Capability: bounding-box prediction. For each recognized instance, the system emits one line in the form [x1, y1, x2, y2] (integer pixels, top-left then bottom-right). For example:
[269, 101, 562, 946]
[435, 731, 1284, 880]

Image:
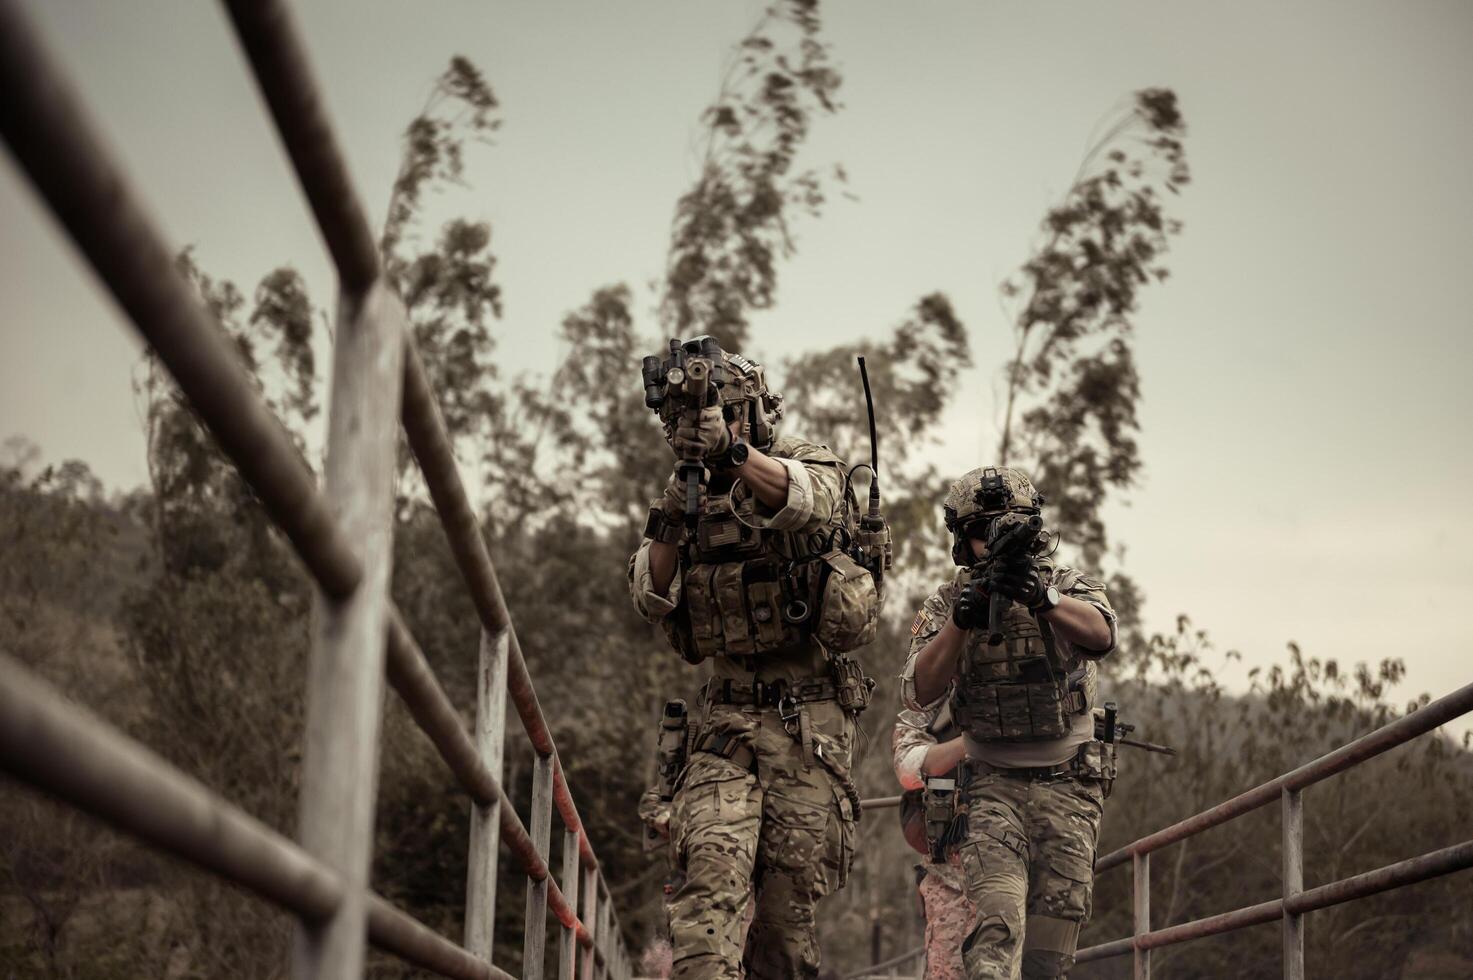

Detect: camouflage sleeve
[892, 707, 939, 791]
[739, 438, 844, 534]
[899, 583, 956, 712]
[628, 539, 681, 623]
[1052, 565, 1118, 657]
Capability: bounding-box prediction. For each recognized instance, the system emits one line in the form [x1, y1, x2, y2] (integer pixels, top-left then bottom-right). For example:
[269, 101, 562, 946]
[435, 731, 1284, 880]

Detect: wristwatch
[1035, 584, 1061, 613]
[710, 437, 749, 470]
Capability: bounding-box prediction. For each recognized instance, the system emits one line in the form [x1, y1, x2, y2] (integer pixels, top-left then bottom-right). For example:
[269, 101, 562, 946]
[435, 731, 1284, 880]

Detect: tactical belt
[959, 752, 1088, 784]
[701, 676, 840, 709]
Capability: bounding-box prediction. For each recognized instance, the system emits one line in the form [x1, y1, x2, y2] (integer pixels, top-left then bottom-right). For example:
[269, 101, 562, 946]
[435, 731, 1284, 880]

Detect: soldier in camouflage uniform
[893, 705, 973, 980]
[630, 342, 880, 980]
[902, 468, 1117, 979]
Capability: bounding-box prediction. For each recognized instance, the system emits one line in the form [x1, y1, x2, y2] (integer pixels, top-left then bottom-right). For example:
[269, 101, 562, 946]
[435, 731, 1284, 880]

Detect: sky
[2, 1, 1471, 732]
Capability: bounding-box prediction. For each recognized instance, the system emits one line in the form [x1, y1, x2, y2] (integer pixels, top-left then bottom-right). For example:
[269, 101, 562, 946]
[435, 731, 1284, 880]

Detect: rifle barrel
[1120, 736, 1177, 756]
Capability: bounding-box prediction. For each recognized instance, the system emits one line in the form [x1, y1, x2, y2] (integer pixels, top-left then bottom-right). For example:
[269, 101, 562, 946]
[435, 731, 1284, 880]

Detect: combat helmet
[718, 349, 784, 451]
[943, 466, 1044, 566]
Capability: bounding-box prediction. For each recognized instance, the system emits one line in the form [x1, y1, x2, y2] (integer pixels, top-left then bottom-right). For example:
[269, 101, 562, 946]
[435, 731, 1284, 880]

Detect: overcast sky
[3, 1, 1471, 732]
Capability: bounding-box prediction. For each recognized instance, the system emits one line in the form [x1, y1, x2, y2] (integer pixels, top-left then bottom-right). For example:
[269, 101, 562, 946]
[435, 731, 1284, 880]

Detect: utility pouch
[830, 655, 875, 715]
[923, 776, 959, 864]
[1074, 739, 1118, 798]
[855, 517, 893, 580]
[656, 700, 690, 802]
[813, 549, 881, 653]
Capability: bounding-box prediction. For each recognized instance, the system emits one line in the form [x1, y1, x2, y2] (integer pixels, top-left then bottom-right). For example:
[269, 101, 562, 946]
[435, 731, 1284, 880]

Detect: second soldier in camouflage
[902, 467, 1118, 979]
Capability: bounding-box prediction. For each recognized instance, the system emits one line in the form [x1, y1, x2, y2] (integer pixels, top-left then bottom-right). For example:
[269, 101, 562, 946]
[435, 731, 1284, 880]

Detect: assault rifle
[1096, 701, 1176, 756]
[641, 336, 727, 526]
[981, 511, 1045, 645]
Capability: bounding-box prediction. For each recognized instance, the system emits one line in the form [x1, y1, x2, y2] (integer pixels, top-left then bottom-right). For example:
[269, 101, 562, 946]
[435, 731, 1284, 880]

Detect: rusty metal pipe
[399, 341, 601, 873]
[367, 895, 512, 980]
[219, 0, 379, 293]
[0, 654, 343, 921]
[1079, 841, 1473, 962]
[1097, 680, 1473, 873]
[1287, 839, 1473, 916]
[0, 0, 361, 599]
[1074, 936, 1134, 964]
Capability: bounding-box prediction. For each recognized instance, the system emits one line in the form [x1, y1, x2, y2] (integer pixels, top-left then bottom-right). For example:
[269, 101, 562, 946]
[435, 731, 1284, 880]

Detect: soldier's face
[968, 537, 989, 561]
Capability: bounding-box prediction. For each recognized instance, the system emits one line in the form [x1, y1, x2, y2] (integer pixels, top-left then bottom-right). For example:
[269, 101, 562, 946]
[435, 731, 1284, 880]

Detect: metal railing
[0, 2, 634, 979]
[851, 681, 1473, 978]
[1078, 679, 1473, 978]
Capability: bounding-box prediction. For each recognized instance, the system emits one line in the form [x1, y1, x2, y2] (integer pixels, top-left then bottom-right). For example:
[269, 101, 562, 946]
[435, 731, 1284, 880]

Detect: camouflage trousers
[957, 773, 1105, 979]
[918, 858, 973, 980]
[668, 701, 857, 980]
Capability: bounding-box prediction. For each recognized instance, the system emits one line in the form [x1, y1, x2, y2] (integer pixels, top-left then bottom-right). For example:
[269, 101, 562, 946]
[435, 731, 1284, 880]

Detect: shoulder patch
[911, 610, 926, 636]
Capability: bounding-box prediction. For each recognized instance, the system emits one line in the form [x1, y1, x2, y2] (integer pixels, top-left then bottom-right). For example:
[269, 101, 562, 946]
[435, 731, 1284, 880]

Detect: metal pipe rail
[1077, 679, 1473, 977]
[0, 654, 517, 980]
[0, 1, 634, 977]
[850, 682, 1473, 977]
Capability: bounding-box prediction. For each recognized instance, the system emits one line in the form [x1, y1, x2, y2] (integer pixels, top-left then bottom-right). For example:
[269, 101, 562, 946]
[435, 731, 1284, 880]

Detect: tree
[996, 89, 1190, 572]
[661, 0, 845, 351]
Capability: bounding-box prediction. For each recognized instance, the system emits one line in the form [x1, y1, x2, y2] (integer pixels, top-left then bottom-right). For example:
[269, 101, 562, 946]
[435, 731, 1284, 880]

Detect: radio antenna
[857, 356, 880, 521]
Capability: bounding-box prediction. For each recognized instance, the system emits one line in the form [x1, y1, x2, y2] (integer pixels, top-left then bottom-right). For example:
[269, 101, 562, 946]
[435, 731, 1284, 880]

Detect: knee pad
[1021, 914, 1081, 978]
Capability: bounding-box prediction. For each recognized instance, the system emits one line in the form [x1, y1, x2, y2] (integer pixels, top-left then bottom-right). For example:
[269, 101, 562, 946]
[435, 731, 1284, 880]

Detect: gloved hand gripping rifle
[642, 337, 726, 527]
[979, 511, 1045, 645]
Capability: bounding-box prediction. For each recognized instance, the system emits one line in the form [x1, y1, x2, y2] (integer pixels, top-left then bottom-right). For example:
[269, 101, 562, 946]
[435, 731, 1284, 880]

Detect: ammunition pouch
[953, 604, 1094, 743]
[674, 549, 881, 662]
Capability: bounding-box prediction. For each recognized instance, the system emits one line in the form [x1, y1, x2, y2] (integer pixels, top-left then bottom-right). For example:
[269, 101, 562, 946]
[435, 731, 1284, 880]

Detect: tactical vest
[663, 448, 880, 665]
[950, 589, 1095, 743]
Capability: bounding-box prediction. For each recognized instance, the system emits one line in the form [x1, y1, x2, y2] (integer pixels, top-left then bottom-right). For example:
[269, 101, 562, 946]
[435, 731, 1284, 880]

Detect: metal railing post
[524, 753, 556, 979]
[465, 626, 509, 959]
[597, 882, 612, 980]
[1133, 851, 1151, 980]
[293, 282, 405, 980]
[1283, 787, 1305, 979]
[580, 866, 598, 980]
[559, 829, 581, 980]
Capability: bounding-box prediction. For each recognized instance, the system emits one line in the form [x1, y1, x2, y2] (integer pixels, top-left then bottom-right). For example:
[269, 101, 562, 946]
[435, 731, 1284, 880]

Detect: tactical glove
[671, 405, 732, 459]
[982, 559, 1048, 610]
[952, 582, 988, 630]
[657, 476, 688, 521]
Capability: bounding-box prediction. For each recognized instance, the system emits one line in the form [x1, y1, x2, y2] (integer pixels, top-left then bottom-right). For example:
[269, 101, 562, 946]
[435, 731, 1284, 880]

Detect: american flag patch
[911, 612, 926, 636]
